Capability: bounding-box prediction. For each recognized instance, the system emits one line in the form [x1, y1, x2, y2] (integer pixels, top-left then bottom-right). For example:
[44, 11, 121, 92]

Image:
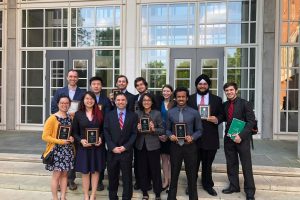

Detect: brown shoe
[68, 181, 77, 190]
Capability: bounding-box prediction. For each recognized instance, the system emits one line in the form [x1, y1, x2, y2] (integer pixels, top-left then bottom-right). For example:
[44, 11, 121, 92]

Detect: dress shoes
[68, 181, 77, 190]
[246, 196, 255, 200]
[134, 183, 140, 190]
[204, 187, 217, 196]
[97, 182, 104, 191]
[222, 187, 240, 194]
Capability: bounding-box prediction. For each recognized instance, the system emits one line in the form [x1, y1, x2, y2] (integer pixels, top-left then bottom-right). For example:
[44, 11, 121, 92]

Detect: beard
[196, 88, 209, 95]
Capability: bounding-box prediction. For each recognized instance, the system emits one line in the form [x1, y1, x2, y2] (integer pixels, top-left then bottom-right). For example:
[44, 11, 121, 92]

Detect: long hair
[79, 91, 103, 124]
[138, 93, 156, 111]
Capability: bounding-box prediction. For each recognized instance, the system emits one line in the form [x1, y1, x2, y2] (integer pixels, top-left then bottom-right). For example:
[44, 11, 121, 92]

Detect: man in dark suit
[109, 75, 135, 112]
[221, 82, 256, 200]
[50, 69, 85, 190]
[104, 93, 138, 200]
[187, 74, 223, 196]
[89, 76, 113, 191]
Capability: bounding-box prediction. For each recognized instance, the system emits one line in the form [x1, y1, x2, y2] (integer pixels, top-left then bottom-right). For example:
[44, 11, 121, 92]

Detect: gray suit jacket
[135, 110, 165, 151]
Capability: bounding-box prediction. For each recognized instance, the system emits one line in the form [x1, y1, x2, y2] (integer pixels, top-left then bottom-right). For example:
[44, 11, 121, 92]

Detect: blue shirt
[117, 108, 126, 124]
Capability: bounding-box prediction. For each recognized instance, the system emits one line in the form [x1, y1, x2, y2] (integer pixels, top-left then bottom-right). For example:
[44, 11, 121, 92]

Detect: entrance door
[170, 48, 224, 95]
[45, 50, 92, 117]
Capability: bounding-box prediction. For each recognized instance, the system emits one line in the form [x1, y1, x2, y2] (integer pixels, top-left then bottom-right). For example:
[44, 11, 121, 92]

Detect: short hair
[138, 93, 156, 111]
[57, 95, 71, 105]
[89, 76, 103, 86]
[67, 69, 78, 77]
[116, 75, 128, 84]
[223, 82, 238, 91]
[134, 77, 148, 88]
[174, 87, 189, 98]
[115, 92, 127, 100]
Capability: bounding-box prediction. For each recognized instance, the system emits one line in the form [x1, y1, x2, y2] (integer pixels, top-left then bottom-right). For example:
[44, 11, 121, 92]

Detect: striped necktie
[119, 112, 124, 130]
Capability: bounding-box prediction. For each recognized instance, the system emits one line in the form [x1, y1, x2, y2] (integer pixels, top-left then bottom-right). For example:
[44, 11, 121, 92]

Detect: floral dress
[45, 115, 74, 171]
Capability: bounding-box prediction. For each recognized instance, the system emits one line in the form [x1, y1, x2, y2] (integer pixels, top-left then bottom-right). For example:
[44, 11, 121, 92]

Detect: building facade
[0, 0, 299, 140]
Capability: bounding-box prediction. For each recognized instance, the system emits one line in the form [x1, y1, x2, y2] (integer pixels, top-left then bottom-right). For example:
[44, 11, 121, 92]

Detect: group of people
[42, 70, 256, 200]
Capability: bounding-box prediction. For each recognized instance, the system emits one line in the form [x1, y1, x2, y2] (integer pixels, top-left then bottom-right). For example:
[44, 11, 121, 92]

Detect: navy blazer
[188, 92, 223, 150]
[51, 86, 86, 114]
[97, 95, 113, 115]
[103, 109, 138, 153]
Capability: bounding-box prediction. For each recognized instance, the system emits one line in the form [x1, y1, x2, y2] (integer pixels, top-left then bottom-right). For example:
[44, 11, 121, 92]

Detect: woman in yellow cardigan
[42, 95, 75, 200]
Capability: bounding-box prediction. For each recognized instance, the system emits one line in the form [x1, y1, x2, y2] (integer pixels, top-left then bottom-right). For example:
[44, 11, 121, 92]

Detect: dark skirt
[46, 144, 74, 171]
[160, 140, 171, 155]
[75, 145, 106, 174]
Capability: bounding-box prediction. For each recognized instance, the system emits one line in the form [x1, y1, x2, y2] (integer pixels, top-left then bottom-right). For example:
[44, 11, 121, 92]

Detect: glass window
[22, 9, 68, 47]
[21, 51, 44, 124]
[71, 6, 121, 47]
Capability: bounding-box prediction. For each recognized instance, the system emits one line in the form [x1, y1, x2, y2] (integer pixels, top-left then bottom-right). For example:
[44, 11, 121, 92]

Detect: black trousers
[137, 145, 162, 195]
[133, 146, 139, 186]
[196, 148, 217, 189]
[167, 142, 198, 200]
[107, 152, 133, 200]
[224, 137, 256, 197]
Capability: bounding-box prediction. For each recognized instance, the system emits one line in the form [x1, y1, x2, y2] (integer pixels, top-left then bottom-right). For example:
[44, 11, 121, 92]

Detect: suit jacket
[223, 97, 255, 141]
[97, 95, 113, 115]
[104, 109, 138, 156]
[188, 92, 223, 150]
[135, 110, 165, 151]
[51, 86, 85, 114]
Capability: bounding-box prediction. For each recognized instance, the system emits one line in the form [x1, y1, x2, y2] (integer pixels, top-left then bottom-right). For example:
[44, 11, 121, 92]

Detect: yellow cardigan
[42, 114, 70, 158]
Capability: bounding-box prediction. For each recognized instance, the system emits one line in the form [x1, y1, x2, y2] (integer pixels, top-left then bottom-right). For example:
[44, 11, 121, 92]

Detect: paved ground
[0, 131, 299, 168]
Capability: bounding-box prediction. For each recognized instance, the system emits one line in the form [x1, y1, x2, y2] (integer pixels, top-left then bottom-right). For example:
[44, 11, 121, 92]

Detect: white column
[123, 0, 138, 94]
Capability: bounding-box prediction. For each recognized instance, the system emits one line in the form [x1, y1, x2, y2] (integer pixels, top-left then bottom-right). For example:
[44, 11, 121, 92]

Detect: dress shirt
[166, 105, 203, 141]
[197, 93, 209, 106]
[69, 89, 76, 100]
[117, 108, 126, 124]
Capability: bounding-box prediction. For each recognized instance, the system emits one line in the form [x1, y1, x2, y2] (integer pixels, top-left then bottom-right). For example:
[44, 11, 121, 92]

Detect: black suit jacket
[188, 92, 223, 150]
[124, 91, 135, 112]
[103, 109, 138, 154]
[223, 97, 255, 141]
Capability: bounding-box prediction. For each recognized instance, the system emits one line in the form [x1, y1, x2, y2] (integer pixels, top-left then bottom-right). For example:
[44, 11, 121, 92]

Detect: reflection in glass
[149, 26, 168, 45]
[250, 23, 256, 43]
[28, 29, 43, 47]
[289, 22, 300, 43]
[45, 9, 62, 27]
[287, 69, 299, 89]
[227, 23, 249, 44]
[202, 69, 217, 79]
[96, 7, 114, 26]
[199, 3, 206, 23]
[148, 5, 168, 25]
[202, 59, 218, 68]
[227, 48, 248, 67]
[250, 48, 256, 67]
[169, 4, 189, 24]
[249, 90, 255, 107]
[115, 50, 120, 68]
[175, 59, 191, 69]
[141, 5, 148, 26]
[96, 27, 113, 46]
[169, 25, 193, 45]
[249, 69, 255, 88]
[96, 50, 113, 68]
[176, 70, 190, 78]
[176, 80, 190, 88]
[281, 22, 288, 44]
[51, 79, 64, 88]
[74, 60, 88, 69]
[51, 68, 64, 79]
[250, 0, 257, 21]
[289, 47, 299, 67]
[96, 70, 114, 87]
[206, 2, 226, 23]
[239, 90, 248, 101]
[206, 24, 226, 45]
[77, 28, 95, 46]
[45, 29, 61, 47]
[280, 112, 287, 132]
[27, 88, 43, 105]
[115, 27, 120, 46]
[142, 69, 166, 88]
[228, 1, 249, 22]
[227, 69, 249, 88]
[77, 8, 95, 27]
[28, 10, 43, 27]
[288, 112, 298, 132]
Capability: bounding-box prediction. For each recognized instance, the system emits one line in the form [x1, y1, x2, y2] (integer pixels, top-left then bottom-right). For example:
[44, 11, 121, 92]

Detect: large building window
[22, 9, 68, 47]
[21, 51, 44, 124]
[279, 0, 300, 133]
[71, 6, 120, 47]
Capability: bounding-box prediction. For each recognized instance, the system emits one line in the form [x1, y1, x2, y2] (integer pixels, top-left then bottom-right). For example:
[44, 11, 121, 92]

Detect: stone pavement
[0, 131, 300, 200]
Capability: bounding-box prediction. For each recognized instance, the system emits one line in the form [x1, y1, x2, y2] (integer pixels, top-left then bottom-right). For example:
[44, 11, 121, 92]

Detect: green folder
[228, 118, 246, 140]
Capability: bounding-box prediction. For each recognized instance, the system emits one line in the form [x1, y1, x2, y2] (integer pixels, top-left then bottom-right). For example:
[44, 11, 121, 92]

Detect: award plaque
[175, 123, 186, 139]
[68, 101, 80, 113]
[141, 117, 150, 132]
[98, 104, 103, 111]
[85, 128, 99, 145]
[57, 125, 71, 140]
[198, 105, 210, 119]
[112, 89, 122, 100]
